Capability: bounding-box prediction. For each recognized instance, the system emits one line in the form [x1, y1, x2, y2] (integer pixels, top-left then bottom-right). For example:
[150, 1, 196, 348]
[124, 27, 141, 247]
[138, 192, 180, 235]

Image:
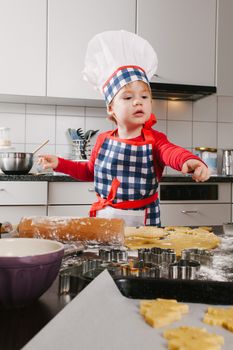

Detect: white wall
[0, 94, 232, 174]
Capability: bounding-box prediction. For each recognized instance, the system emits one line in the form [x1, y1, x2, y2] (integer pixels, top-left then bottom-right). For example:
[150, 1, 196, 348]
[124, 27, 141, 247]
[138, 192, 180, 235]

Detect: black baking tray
[62, 226, 232, 305]
[68, 269, 233, 305]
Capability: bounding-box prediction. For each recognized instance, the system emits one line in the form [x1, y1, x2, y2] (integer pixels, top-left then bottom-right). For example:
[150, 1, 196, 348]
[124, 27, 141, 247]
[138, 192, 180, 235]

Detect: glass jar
[0, 127, 11, 147]
[195, 147, 217, 175]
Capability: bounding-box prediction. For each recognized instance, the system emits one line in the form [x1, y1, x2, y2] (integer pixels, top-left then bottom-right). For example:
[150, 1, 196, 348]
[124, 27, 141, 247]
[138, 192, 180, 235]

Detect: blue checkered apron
[93, 130, 160, 226]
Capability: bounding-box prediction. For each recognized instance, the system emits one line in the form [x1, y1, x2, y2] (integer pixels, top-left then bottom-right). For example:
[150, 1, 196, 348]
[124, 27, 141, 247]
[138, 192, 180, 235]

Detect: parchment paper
[23, 270, 233, 350]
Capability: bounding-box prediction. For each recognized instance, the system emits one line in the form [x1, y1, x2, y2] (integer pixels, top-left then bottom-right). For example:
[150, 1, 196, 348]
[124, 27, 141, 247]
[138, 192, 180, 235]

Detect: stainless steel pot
[0, 140, 50, 175]
[222, 149, 233, 175]
[0, 152, 34, 175]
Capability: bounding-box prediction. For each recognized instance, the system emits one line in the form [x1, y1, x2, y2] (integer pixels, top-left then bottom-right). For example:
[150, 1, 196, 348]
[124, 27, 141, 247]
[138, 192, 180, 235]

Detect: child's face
[107, 81, 152, 129]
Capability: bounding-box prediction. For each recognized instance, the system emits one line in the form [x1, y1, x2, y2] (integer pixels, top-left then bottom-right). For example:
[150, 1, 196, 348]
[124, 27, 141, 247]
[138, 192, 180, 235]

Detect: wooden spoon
[32, 139, 50, 155]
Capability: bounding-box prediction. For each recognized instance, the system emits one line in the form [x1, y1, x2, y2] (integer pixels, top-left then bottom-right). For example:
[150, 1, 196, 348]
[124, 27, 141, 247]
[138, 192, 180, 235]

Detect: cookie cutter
[121, 260, 161, 278]
[160, 248, 177, 264]
[181, 248, 214, 267]
[99, 248, 128, 263]
[138, 247, 177, 265]
[169, 259, 201, 280]
[138, 248, 152, 263]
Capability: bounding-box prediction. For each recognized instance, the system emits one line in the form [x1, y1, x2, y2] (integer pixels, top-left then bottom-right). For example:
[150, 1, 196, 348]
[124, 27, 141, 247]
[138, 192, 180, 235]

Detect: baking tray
[59, 265, 233, 305]
[59, 227, 233, 305]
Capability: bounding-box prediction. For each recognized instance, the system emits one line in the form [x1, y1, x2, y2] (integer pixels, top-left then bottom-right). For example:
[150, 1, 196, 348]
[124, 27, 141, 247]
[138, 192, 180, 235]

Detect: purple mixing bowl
[0, 238, 64, 308]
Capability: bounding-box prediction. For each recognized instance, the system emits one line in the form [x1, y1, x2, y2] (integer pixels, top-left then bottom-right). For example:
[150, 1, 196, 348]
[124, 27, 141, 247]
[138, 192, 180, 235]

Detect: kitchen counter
[0, 277, 70, 350]
[0, 173, 233, 182]
[1, 227, 231, 350]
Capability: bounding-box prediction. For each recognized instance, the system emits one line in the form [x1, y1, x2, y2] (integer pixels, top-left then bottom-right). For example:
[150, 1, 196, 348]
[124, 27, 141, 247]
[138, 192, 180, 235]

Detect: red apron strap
[89, 178, 120, 217]
[89, 178, 158, 216]
[110, 192, 158, 209]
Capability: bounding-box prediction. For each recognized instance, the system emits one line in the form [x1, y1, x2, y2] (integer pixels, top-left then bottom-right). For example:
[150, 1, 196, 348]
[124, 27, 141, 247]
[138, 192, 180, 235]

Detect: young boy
[39, 30, 210, 226]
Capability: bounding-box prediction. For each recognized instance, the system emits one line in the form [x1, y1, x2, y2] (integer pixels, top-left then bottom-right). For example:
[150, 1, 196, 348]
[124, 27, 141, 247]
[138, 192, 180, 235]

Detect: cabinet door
[0, 206, 47, 224]
[47, 0, 136, 100]
[160, 203, 231, 226]
[48, 205, 91, 217]
[217, 0, 233, 95]
[48, 182, 96, 204]
[137, 0, 216, 86]
[0, 182, 47, 205]
[0, 0, 46, 96]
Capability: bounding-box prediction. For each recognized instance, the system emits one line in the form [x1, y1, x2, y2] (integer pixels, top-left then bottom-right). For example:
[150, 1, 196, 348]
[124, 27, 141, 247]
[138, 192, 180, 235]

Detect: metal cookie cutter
[99, 248, 128, 263]
[169, 259, 201, 280]
[82, 259, 102, 274]
[150, 247, 176, 265]
[161, 248, 176, 264]
[138, 248, 152, 263]
[138, 248, 177, 265]
[181, 248, 214, 267]
[59, 258, 103, 295]
[121, 260, 161, 278]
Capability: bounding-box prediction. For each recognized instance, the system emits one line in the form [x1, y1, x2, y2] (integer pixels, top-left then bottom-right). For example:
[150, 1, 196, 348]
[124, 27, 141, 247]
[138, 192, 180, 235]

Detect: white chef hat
[82, 30, 158, 104]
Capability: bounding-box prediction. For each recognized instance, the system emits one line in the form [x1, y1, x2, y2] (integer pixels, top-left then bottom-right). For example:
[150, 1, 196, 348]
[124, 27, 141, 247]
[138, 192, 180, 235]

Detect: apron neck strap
[142, 113, 157, 142]
[109, 113, 157, 141]
[144, 113, 157, 129]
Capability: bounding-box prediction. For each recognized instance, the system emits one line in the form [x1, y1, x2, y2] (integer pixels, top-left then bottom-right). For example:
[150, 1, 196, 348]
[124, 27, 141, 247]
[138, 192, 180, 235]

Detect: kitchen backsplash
[0, 94, 233, 174]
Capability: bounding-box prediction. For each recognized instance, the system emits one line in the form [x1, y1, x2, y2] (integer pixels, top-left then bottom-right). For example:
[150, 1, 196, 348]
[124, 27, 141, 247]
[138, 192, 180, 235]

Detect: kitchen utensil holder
[72, 140, 91, 160]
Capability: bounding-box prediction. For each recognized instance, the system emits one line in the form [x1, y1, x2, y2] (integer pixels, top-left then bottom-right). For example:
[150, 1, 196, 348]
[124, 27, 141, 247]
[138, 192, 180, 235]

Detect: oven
[159, 182, 231, 226]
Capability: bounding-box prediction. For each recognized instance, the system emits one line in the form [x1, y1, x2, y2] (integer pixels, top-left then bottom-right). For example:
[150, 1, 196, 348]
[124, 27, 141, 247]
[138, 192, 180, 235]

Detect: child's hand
[37, 155, 59, 170]
[181, 159, 211, 182]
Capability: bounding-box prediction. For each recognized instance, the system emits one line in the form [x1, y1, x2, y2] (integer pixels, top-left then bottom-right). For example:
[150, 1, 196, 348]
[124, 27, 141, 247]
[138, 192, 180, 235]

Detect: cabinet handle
[0, 188, 5, 192]
[88, 188, 95, 192]
[181, 210, 198, 214]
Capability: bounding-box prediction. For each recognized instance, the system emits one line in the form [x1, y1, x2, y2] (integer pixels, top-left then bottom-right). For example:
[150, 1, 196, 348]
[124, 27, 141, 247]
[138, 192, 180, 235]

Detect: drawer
[0, 181, 47, 205]
[48, 205, 91, 216]
[0, 206, 47, 224]
[160, 203, 231, 226]
[48, 182, 96, 205]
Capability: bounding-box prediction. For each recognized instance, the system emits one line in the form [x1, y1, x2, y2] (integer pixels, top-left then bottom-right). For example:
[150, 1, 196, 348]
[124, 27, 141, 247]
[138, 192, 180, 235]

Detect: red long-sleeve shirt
[55, 129, 201, 181]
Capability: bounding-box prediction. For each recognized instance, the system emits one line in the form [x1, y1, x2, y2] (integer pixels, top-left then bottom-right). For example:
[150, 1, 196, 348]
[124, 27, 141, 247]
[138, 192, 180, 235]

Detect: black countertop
[0, 277, 70, 350]
[0, 227, 227, 350]
[0, 173, 233, 182]
[0, 226, 227, 350]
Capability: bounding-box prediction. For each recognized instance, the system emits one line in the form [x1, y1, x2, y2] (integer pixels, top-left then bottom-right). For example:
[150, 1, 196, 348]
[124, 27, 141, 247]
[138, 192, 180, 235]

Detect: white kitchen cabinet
[0, 206, 47, 225]
[0, 0, 46, 96]
[137, 0, 216, 86]
[48, 182, 96, 216]
[48, 205, 91, 217]
[47, 0, 136, 100]
[0, 181, 47, 205]
[160, 203, 231, 226]
[0, 181, 47, 223]
[48, 182, 96, 205]
[216, 0, 233, 95]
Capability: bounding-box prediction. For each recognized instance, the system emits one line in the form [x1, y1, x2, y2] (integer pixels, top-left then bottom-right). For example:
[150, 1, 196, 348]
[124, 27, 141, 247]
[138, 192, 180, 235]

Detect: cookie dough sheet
[23, 270, 232, 350]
